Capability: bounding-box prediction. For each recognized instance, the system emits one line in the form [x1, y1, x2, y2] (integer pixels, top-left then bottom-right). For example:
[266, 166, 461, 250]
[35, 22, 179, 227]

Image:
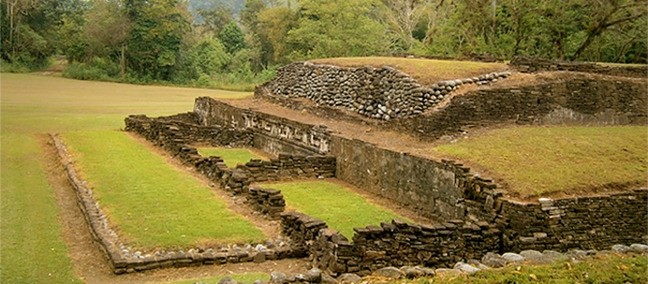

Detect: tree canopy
[2, 0, 645, 83]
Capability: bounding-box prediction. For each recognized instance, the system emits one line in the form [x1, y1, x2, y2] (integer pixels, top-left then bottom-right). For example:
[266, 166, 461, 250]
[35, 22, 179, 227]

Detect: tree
[570, 0, 647, 60]
[378, 0, 430, 51]
[286, 0, 389, 59]
[125, 0, 191, 80]
[257, 7, 297, 64]
[197, 4, 233, 35]
[218, 22, 246, 54]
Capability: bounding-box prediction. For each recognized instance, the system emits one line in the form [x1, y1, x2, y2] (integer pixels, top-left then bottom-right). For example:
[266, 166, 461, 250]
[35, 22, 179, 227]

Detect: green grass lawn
[197, 147, 269, 168]
[259, 180, 411, 239]
[433, 126, 648, 197]
[310, 57, 508, 85]
[0, 73, 252, 282]
[414, 253, 647, 284]
[62, 130, 265, 248]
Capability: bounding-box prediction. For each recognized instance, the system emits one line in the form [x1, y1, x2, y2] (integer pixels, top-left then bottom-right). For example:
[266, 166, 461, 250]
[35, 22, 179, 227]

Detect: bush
[62, 57, 120, 81]
[0, 60, 31, 73]
[63, 62, 110, 81]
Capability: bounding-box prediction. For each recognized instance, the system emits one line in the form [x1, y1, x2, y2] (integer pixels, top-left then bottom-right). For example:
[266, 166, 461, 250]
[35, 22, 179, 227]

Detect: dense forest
[1, 0, 646, 89]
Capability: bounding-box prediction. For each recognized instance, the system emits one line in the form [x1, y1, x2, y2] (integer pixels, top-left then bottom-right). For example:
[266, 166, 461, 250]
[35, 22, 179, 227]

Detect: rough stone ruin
[55, 57, 647, 280]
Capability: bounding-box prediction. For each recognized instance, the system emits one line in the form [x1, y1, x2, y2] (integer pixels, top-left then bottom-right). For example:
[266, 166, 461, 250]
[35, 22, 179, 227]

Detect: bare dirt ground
[42, 135, 309, 284]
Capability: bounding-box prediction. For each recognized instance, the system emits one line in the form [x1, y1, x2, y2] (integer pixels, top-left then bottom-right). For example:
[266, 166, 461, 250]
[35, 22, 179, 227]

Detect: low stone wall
[125, 114, 253, 147]
[280, 212, 500, 276]
[500, 190, 648, 252]
[247, 187, 286, 219]
[510, 56, 648, 78]
[260, 62, 510, 121]
[125, 112, 336, 194]
[400, 73, 648, 140]
[195, 97, 331, 155]
[51, 134, 296, 274]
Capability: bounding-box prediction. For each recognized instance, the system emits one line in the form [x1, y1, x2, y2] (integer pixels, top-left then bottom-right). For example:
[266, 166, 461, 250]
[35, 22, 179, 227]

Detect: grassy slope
[0, 73, 252, 282]
[416, 254, 647, 284]
[433, 126, 648, 197]
[260, 180, 411, 239]
[310, 57, 508, 85]
[197, 147, 269, 168]
[62, 131, 265, 248]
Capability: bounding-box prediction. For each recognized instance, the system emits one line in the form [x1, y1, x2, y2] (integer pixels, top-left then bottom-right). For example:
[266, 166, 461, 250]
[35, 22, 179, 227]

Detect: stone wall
[510, 56, 648, 78]
[125, 114, 336, 196]
[195, 97, 331, 155]
[399, 73, 648, 140]
[499, 190, 648, 252]
[330, 136, 477, 220]
[51, 134, 296, 274]
[279, 212, 500, 276]
[247, 187, 286, 219]
[260, 62, 510, 121]
[125, 113, 253, 147]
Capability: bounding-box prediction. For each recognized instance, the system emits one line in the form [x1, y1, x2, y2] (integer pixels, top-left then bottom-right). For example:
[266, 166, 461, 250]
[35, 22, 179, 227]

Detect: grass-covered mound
[433, 126, 647, 197]
[310, 57, 508, 85]
[259, 180, 411, 239]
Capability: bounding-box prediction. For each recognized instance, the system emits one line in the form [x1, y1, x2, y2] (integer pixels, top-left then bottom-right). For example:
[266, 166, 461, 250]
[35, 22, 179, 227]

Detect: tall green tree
[286, 0, 389, 59]
[218, 22, 246, 54]
[125, 0, 191, 80]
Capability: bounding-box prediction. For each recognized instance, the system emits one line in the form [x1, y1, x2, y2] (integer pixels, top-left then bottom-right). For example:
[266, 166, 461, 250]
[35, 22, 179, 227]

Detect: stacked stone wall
[51, 134, 296, 274]
[400, 74, 648, 140]
[510, 56, 648, 78]
[195, 97, 331, 155]
[260, 62, 510, 121]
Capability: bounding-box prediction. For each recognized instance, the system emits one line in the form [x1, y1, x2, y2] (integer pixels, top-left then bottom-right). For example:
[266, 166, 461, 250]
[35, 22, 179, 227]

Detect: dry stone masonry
[261, 62, 510, 120]
[51, 134, 296, 274]
[510, 56, 648, 78]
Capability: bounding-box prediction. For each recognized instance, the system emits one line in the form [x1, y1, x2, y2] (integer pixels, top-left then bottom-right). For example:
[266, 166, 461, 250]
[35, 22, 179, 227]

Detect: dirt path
[42, 135, 309, 284]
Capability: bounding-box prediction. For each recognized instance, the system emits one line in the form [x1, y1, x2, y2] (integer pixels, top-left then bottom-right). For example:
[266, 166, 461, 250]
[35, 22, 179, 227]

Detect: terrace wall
[280, 212, 500, 276]
[510, 56, 648, 78]
[51, 134, 297, 274]
[124, 114, 336, 196]
[399, 73, 648, 140]
[194, 97, 330, 156]
[259, 62, 509, 121]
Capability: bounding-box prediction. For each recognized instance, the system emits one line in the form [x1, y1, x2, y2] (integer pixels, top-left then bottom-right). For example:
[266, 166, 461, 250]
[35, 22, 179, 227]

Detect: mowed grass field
[310, 57, 508, 85]
[0, 73, 251, 283]
[433, 126, 648, 197]
[259, 180, 412, 239]
[197, 147, 271, 168]
[62, 131, 265, 248]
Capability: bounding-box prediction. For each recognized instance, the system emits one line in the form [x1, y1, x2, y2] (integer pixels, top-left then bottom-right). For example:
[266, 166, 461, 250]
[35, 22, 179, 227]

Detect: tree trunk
[120, 44, 126, 78]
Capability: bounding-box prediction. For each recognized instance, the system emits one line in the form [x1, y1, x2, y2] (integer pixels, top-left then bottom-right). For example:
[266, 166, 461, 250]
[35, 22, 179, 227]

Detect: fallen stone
[400, 266, 425, 279]
[566, 249, 588, 260]
[218, 276, 238, 284]
[337, 273, 362, 284]
[612, 244, 632, 253]
[270, 272, 287, 284]
[305, 268, 322, 282]
[454, 262, 481, 275]
[467, 259, 490, 270]
[482, 252, 507, 268]
[372, 266, 404, 279]
[501, 252, 525, 263]
[630, 244, 648, 253]
[520, 250, 545, 263]
[321, 273, 339, 284]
